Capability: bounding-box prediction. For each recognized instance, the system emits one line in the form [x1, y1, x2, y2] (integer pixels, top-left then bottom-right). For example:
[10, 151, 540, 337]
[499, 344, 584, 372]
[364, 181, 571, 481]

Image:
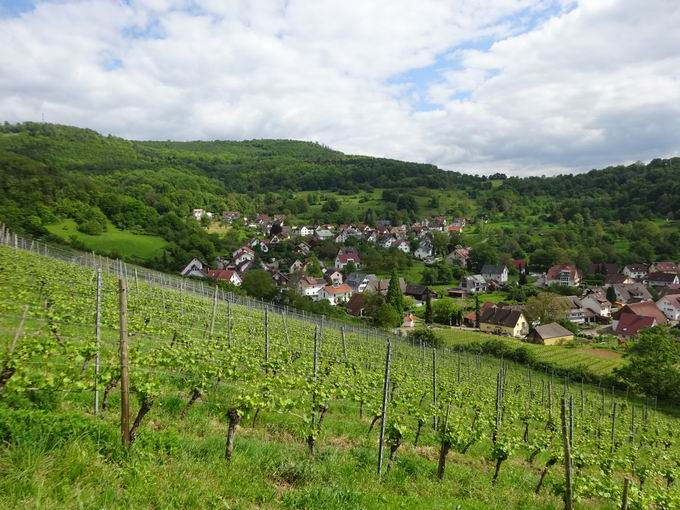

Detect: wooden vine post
[432, 348, 438, 430]
[341, 326, 347, 362]
[560, 397, 573, 510]
[209, 286, 218, 338]
[264, 306, 270, 367]
[621, 477, 631, 510]
[377, 338, 391, 481]
[119, 278, 131, 449]
[94, 268, 102, 415]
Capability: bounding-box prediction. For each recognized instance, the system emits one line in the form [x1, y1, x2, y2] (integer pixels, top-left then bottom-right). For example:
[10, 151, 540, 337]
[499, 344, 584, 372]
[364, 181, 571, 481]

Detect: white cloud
[0, 0, 678, 175]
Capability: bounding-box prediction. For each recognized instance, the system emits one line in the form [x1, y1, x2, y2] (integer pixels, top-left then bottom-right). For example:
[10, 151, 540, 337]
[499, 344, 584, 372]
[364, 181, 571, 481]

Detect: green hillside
[1, 122, 679, 275]
[1, 245, 679, 509]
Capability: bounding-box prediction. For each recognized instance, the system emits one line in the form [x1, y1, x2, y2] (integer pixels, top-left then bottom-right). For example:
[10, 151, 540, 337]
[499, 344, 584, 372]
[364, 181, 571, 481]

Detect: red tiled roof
[323, 284, 352, 295]
[208, 269, 237, 281]
[547, 264, 581, 280]
[615, 313, 655, 337]
[614, 301, 667, 323]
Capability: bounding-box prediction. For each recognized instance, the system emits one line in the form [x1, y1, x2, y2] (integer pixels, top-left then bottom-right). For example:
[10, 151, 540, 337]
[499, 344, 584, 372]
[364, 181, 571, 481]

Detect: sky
[1, 0, 679, 176]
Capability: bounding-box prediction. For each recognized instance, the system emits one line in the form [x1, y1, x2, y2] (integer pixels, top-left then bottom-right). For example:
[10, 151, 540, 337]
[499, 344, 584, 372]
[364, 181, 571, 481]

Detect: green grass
[46, 219, 167, 260]
[434, 327, 623, 377]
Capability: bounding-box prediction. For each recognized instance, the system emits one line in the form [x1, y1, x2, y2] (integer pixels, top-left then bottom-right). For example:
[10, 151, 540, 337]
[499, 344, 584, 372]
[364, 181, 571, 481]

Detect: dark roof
[532, 323, 574, 340]
[615, 313, 655, 337]
[648, 272, 678, 283]
[480, 307, 524, 327]
[345, 293, 366, 316]
[404, 284, 437, 298]
[481, 264, 507, 274]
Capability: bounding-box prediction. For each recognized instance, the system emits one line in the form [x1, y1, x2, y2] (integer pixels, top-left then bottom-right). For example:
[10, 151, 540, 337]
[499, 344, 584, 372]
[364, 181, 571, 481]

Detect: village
[181, 208, 680, 345]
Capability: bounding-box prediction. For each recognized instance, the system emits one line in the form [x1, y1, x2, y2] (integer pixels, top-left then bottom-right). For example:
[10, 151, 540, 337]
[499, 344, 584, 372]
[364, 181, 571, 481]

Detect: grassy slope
[46, 219, 167, 260]
[1, 245, 666, 509]
[434, 327, 623, 377]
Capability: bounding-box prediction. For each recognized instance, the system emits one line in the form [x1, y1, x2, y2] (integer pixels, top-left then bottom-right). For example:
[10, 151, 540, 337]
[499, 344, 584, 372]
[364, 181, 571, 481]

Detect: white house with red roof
[546, 264, 582, 286]
[318, 283, 353, 305]
[233, 246, 255, 265]
[207, 269, 242, 287]
[335, 247, 361, 269]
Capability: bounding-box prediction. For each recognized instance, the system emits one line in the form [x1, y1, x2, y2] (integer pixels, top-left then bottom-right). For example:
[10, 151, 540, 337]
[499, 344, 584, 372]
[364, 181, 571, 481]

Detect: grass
[434, 327, 624, 377]
[46, 219, 167, 260]
[0, 397, 581, 510]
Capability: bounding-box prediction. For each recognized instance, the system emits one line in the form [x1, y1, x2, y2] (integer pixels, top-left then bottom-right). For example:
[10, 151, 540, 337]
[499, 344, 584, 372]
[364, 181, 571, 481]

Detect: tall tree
[474, 294, 481, 328]
[606, 286, 617, 304]
[616, 327, 680, 402]
[424, 292, 433, 325]
[525, 293, 570, 324]
[386, 269, 404, 317]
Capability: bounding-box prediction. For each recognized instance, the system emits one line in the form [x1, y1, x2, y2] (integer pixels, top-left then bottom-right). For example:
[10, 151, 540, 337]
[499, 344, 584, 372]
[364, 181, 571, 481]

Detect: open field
[434, 327, 624, 377]
[46, 219, 168, 260]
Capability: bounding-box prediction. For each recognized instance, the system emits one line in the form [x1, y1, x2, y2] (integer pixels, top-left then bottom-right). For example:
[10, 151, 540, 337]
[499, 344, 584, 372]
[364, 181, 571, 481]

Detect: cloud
[0, 0, 678, 175]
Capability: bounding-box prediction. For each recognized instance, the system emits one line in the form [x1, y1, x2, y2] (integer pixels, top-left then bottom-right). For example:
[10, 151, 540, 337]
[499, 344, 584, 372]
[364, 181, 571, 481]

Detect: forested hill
[502, 158, 680, 222]
[1, 122, 679, 270]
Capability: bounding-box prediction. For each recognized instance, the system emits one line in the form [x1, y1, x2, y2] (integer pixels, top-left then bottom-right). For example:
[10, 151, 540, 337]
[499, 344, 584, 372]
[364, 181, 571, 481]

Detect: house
[271, 271, 289, 286]
[622, 264, 648, 280]
[222, 211, 240, 223]
[452, 217, 466, 228]
[604, 274, 633, 285]
[365, 277, 407, 296]
[560, 296, 597, 324]
[546, 264, 582, 286]
[447, 247, 470, 267]
[207, 269, 242, 287]
[579, 292, 612, 318]
[296, 242, 311, 255]
[656, 294, 680, 321]
[192, 208, 206, 221]
[299, 226, 315, 237]
[315, 227, 334, 240]
[447, 288, 469, 299]
[346, 293, 367, 316]
[233, 247, 256, 265]
[481, 264, 509, 284]
[448, 225, 464, 234]
[414, 240, 433, 260]
[463, 301, 496, 327]
[614, 314, 656, 338]
[335, 247, 361, 269]
[389, 238, 411, 253]
[346, 272, 377, 293]
[318, 283, 353, 305]
[404, 284, 438, 304]
[479, 308, 529, 338]
[323, 269, 343, 286]
[613, 301, 667, 325]
[289, 259, 304, 273]
[180, 258, 208, 278]
[298, 276, 325, 299]
[610, 283, 652, 304]
[402, 313, 416, 328]
[461, 275, 487, 293]
[646, 272, 680, 287]
[649, 261, 679, 274]
[528, 323, 574, 346]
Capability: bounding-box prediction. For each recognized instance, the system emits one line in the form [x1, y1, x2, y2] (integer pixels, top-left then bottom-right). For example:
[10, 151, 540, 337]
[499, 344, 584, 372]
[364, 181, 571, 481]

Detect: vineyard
[1, 243, 679, 509]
